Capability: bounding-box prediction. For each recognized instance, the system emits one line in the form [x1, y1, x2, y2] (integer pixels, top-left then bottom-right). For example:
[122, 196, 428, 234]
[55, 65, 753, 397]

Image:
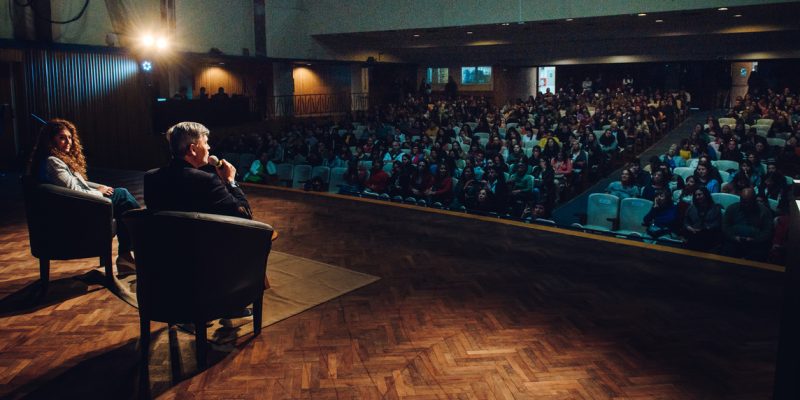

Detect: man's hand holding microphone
[208, 155, 237, 184]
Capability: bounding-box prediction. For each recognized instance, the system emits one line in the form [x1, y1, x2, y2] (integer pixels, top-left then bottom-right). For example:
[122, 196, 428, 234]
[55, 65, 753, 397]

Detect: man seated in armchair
[144, 121, 266, 319]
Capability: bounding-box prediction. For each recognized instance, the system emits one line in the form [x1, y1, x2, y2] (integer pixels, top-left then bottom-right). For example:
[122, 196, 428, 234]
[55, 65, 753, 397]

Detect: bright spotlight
[155, 37, 168, 50]
[141, 60, 153, 72]
[141, 34, 154, 47]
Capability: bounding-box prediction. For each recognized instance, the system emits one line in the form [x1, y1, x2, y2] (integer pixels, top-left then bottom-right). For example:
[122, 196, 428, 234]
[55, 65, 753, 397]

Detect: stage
[0, 170, 784, 399]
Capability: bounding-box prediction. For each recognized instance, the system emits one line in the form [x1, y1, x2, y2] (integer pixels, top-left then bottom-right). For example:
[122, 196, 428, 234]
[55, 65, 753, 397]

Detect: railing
[266, 92, 369, 117]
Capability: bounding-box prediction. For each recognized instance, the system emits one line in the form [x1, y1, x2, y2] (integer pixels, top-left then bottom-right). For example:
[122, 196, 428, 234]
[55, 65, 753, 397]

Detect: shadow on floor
[0, 270, 106, 317]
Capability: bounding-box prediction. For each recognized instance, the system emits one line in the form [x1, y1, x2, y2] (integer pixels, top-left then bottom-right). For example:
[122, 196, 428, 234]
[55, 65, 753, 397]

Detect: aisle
[551, 110, 724, 225]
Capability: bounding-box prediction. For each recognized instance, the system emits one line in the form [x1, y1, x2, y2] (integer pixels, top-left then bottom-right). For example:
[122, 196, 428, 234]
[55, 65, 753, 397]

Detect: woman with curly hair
[27, 119, 140, 269]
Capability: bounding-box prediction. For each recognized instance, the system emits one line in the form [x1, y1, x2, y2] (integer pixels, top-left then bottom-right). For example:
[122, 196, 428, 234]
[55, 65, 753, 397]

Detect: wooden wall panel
[293, 65, 351, 95]
[23, 49, 167, 170]
[195, 66, 244, 96]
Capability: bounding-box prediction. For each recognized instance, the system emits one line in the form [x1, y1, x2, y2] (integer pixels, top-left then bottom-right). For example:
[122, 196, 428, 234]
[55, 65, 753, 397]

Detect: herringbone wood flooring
[0, 170, 783, 399]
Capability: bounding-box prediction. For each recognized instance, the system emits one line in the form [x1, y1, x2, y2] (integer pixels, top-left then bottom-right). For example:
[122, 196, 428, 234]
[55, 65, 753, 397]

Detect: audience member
[643, 190, 678, 238]
[212, 87, 229, 100]
[365, 160, 390, 194]
[721, 188, 773, 261]
[682, 186, 722, 251]
[693, 164, 720, 193]
[605, 169, 639, 199]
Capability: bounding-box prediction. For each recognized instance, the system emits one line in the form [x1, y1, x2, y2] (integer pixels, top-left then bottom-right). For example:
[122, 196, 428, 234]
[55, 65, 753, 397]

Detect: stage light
[141, 60, 153, 72]
[141, 34, 154, 47]
[155, 37, 168, 50]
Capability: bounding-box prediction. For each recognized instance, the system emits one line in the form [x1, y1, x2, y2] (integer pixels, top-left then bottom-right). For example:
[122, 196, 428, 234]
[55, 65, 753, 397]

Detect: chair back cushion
[123, 209, 273, 323]
[22, 175, 113, 260]
[586, 193, 620, 230]
[618, 198, 653, 234]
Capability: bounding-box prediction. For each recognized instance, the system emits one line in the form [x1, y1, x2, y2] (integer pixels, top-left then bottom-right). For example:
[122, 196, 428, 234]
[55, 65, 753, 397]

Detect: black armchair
[122, 209, 273, 369]
[22, 175, 115, 296]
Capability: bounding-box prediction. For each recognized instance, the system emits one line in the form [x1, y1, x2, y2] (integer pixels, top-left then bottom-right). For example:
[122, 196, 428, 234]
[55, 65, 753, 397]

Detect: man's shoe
[115, 254, 136, 275]
[221, 308, 252, 319]
[220, 308, 253, 328]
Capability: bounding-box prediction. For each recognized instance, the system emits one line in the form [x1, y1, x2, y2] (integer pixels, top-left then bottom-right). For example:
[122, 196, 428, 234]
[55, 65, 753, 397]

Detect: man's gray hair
[166, 121, 210, 159]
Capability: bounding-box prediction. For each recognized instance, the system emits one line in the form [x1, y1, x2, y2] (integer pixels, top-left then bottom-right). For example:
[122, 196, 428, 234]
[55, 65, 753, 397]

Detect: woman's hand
[97, 185, 114, 196]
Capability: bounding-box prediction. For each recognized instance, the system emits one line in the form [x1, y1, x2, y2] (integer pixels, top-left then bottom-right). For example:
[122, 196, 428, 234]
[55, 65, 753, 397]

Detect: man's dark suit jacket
[144, 159, 252, 219]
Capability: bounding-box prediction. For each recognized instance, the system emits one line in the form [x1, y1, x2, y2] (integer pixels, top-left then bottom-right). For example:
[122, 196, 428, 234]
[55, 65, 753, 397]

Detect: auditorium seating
[311, 166, 331, 186]
[275, 163, 293, 186]
[328, 167, 348, 193]
[212, 86, 793, 259]
[673, 167, 694, 181]
[614, 198, 653, 237]
[291, 165, 312, 188]
[711, 193, 740, 210]
[713, 160, 739, 173]
[572, 193, 620, 232]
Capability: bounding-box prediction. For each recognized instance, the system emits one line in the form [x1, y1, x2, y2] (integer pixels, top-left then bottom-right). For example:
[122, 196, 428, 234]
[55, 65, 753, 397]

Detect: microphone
[208, 155, 223, 168]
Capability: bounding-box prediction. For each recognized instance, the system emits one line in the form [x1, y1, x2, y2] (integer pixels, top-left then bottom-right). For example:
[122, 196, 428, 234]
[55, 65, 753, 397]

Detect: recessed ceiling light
[501, 23, 510, 26]
[467, 31, 473, 34]
[566, 18, 573, 21]
[734, 14, 742, 17]
[637, 13, 647, 16]
[413, 34, 420, 37]
[718, 7, 728, 11]
[655, 19, 663, 23]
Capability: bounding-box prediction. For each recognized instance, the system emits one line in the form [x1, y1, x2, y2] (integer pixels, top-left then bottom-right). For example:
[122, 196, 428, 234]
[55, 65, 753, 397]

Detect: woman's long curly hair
[27, 119, 88, 178]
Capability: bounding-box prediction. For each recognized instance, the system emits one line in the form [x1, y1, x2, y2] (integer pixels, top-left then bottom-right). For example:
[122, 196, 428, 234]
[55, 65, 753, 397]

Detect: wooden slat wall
[293, 65, 351, 95]
[23, 49, 168, 170]
[195, 66, 244, 96]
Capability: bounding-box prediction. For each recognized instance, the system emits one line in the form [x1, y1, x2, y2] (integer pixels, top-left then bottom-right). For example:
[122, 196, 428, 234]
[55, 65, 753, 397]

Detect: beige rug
[114, 251, 379, 343]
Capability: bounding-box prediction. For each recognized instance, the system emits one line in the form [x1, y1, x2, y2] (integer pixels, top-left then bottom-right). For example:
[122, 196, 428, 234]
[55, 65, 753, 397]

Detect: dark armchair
[22, 175, 115, 296]
[122, 209, 273, 369]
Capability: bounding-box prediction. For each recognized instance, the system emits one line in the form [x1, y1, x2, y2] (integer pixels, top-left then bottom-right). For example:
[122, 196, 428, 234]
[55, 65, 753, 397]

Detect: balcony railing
[266, 92, 369, 117]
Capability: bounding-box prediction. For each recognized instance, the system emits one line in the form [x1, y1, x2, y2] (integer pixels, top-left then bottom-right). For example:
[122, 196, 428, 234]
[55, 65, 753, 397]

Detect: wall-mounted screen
[537, 66, 555, 95]
[426, 67, 449, 84]
[461, 66, 492, 85]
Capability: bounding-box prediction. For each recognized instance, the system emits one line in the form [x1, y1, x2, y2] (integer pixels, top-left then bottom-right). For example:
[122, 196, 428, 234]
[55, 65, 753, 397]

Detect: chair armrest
[148, 210, 273, 232]
[25, 183, 114, 259]
[40, 183, 113, 205]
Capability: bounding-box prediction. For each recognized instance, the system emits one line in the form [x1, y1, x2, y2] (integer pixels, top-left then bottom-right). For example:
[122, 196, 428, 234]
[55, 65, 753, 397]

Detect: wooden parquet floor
[0, 170, 784, 399]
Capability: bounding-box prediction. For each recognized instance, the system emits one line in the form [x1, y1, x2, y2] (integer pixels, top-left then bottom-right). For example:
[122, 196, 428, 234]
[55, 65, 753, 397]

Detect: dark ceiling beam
[254, 0, 267, 57]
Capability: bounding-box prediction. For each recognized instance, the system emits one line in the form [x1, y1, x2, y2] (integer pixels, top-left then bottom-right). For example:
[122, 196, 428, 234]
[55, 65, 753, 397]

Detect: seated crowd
[214, 86, 688, 221]
[599, 88, 798, 263]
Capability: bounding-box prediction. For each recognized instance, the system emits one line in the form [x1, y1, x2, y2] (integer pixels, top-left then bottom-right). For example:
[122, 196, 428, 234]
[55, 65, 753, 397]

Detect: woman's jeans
[110, 188, 140, 253]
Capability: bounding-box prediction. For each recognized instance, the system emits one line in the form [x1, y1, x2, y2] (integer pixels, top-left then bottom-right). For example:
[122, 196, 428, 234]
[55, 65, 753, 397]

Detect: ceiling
[312, 3, 800, 65]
